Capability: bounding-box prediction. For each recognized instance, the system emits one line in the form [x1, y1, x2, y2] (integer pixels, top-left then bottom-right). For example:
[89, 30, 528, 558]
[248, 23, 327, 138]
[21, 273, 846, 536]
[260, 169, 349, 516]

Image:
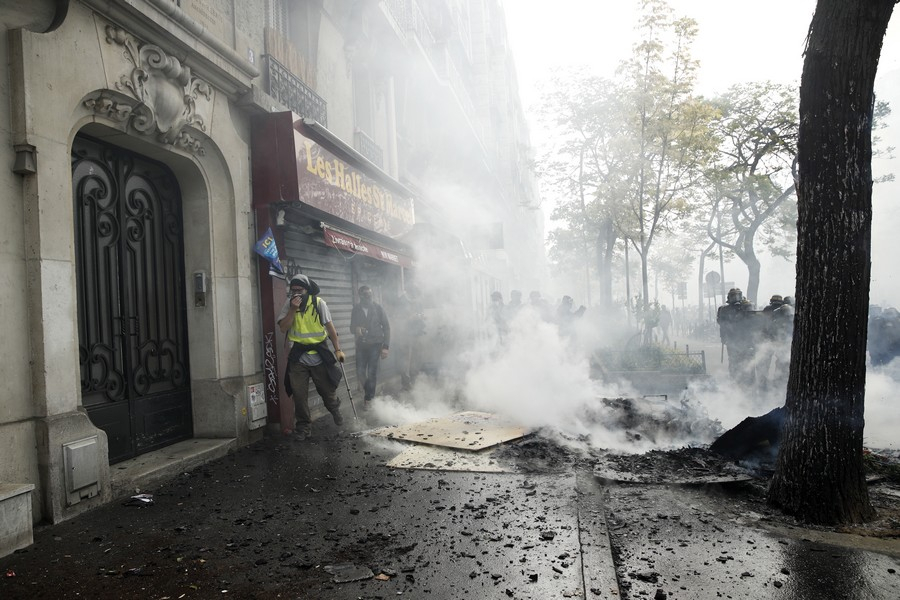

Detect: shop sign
[296, 132, 415, 237]
[323, 226, 414, 268]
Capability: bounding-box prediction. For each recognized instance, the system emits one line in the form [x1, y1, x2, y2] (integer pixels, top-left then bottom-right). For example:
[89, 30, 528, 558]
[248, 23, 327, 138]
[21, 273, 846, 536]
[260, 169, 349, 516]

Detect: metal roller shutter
[282, 224, 359, 410]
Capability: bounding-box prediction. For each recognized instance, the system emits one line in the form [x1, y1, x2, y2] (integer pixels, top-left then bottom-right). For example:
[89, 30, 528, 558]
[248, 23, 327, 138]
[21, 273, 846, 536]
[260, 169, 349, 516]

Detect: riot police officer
[717, 288, 758, 384]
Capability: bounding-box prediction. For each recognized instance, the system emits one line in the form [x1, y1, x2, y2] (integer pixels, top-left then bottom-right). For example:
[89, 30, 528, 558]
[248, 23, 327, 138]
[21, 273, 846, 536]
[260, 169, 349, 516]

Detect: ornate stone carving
[83, 92, 207, 157]
[83, 94, 135, 124]
[96, 25, 212, 153]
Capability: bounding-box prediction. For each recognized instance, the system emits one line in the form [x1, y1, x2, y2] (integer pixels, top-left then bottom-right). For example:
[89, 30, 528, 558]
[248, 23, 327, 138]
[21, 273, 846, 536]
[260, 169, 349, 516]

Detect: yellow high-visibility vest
[287, 298, 327, 349]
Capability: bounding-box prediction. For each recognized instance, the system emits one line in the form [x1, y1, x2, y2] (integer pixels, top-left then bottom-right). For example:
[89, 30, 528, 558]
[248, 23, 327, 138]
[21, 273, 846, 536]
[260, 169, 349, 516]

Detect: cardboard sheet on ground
[385, 443, 519, 473]
[369, 411, 529, 450]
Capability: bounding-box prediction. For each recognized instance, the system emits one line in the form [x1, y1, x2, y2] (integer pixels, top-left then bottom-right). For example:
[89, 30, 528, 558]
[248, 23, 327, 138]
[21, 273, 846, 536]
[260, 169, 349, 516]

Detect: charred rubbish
[709, 406, 786, 471]
[583, 396, 723, 445]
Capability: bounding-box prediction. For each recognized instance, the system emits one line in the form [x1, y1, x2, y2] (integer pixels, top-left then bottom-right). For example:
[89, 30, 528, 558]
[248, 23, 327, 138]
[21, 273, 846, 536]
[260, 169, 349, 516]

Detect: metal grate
[354, 130, 383, 168]
[266, 56, 328, 126]
[384, 0, 434, 47]
[594, 347, 707, 375]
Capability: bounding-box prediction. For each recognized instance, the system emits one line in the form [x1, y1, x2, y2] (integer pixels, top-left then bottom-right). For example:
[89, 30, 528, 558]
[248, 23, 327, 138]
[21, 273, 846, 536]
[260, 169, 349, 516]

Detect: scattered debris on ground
[585, 396, 723, 445]
[492, 435, 579, 472]
[865, 449, 900, 484]
[323, 563, 375, 583]
[594, 447, 755, 484]
[122, 493, 154, 507]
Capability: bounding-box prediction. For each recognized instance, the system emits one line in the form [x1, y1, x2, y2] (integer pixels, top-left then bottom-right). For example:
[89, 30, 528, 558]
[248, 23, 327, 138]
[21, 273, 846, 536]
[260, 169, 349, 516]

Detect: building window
[269, 0, 289, 37]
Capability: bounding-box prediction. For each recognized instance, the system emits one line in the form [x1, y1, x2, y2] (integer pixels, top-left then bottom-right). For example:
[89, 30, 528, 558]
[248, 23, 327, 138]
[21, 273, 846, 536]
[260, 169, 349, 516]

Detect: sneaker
[295, 426, 312, 441]
[332, 411, 344, 427]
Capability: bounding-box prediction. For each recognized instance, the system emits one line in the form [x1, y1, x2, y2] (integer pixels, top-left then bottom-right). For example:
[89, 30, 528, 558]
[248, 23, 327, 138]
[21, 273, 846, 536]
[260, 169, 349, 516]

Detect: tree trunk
[698, 243, 713, 324]
[745, 251, 761, 308]
[596, 219, 615, 310]
[767, 0, 893, 525]
[640, 249, 650, 309]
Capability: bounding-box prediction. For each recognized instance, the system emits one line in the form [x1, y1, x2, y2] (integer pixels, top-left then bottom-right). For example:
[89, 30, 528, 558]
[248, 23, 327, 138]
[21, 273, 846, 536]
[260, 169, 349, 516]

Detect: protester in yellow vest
[277, 274, 346, 440]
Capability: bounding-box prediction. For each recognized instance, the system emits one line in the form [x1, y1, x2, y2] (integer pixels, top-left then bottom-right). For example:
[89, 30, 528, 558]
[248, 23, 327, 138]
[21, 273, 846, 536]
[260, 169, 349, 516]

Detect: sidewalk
[603, 479, 900, 599]
[0, 420, 619, 599]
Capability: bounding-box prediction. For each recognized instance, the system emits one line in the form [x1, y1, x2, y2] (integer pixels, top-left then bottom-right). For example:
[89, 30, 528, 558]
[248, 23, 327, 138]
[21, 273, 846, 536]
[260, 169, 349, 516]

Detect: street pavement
[604, 481, 900, 599]
[0, 420, 619, 600]
[2, 409, 899, 599]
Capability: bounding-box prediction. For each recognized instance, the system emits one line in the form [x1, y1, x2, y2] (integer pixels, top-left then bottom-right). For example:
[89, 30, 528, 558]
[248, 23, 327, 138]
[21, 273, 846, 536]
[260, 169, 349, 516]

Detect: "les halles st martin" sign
[295, 132, 415, 238]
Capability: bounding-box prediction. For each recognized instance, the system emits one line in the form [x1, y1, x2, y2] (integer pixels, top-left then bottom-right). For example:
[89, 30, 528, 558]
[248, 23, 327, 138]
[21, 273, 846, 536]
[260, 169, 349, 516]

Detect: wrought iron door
[73, 135, 192, 464]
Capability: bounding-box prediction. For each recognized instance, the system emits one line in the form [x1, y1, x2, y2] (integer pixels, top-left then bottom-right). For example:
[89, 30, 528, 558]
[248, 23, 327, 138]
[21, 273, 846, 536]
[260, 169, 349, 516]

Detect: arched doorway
[72, 134, 193, 463]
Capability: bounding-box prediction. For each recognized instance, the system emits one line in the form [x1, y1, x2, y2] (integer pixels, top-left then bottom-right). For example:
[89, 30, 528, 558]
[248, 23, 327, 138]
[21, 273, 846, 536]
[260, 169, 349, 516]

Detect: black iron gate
[72, 135, 192, 464]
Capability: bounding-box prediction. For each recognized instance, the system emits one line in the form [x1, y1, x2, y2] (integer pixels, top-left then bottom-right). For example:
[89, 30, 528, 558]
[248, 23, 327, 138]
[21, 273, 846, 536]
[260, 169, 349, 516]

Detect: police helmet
[727, 288, 743, 304]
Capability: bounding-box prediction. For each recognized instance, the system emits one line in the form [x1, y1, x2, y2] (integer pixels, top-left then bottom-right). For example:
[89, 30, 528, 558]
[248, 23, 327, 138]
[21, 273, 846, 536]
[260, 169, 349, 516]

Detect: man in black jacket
[351, 286, 391, 404]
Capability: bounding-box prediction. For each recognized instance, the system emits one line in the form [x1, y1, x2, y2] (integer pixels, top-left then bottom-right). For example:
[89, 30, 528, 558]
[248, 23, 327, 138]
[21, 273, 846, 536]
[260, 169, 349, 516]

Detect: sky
[505, 1, 900, 100]
[503, 0, 900, 307]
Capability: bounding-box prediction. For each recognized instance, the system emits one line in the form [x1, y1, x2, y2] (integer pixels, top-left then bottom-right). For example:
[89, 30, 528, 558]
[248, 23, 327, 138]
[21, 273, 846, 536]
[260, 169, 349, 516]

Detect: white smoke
[865, 362, 900, 450]
[685, 340, 899, 451]
[461, 307, 631, 433]
[369, 285, 731, 453]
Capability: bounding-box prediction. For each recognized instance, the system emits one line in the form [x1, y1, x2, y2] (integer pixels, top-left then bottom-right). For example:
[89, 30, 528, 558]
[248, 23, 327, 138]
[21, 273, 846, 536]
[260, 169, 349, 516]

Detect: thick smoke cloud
[864, 364, 900, 450]
[367, 255, 897, 454]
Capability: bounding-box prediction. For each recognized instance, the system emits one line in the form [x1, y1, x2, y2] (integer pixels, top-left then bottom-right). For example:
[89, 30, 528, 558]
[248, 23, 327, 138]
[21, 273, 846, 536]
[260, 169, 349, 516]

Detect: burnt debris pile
[581, 396, 723, 446]
[594, 447, 755, 484]
[492, 436, 581, 473]
[709, 406, 786, 472]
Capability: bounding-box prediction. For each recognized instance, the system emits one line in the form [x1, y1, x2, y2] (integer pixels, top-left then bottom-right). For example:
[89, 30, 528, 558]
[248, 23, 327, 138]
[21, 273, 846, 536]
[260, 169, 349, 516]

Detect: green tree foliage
[539, 0, 717, 315]
[706, 82, 799, 305]
[616, 0, 717, 313]
[538, 70, 632, 309]
[649, 236, 695, 306]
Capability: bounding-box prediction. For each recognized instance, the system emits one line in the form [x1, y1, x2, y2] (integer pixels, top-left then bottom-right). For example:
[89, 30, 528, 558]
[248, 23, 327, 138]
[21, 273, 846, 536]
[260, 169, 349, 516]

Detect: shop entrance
[72, 134, 193, 464]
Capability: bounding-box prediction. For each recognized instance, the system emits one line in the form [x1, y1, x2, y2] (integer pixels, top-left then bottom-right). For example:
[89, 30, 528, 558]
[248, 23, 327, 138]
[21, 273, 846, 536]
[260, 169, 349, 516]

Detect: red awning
[322, 225, 414, 268]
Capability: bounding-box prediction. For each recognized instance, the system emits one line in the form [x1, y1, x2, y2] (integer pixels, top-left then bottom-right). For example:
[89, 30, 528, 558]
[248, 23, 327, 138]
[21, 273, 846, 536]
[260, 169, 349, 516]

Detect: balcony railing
[354, 130, 384, 169]
[384, 0, 435, 48]
[265, 56, 327, 127]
